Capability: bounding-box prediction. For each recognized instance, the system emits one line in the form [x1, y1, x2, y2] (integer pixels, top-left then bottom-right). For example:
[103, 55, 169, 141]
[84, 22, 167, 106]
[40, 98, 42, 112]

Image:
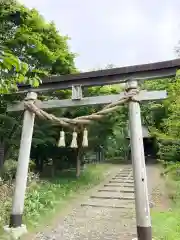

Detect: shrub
[0, 159, 18, 181]
[29, 160, 36, 172]
[27, 172, 39, 184]
[0, 159, 37, 182]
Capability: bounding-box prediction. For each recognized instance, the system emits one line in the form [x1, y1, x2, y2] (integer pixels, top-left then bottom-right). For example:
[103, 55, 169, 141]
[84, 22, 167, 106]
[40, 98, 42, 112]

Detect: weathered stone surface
[104, 183, 134, 187]
[90, 191, 135, 200]
[98, 187, 134, 193]
[81, 198, 135, 208]
[110, 180, 134, 183]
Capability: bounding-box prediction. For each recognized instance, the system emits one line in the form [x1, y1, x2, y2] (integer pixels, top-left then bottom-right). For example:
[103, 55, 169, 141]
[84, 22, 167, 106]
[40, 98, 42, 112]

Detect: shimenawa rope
[24, 88, 138, 148]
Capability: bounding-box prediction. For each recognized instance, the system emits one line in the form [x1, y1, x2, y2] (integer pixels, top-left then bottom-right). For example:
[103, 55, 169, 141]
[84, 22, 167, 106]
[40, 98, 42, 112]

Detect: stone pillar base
[3, 224, 27, 239]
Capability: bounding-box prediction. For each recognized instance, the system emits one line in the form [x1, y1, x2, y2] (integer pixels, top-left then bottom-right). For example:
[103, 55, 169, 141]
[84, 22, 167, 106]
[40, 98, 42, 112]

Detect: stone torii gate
[4, 59, 180, 240]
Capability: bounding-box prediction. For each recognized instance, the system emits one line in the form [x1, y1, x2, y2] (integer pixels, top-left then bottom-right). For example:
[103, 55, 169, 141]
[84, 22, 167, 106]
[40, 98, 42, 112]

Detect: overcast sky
[19, 0, 180, 71]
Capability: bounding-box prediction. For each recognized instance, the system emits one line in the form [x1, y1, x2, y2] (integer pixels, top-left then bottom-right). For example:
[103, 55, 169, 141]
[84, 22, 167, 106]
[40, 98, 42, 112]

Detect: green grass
[152, 170, 180, 240]
[0, 164, 111, 235]
[152, 210, 180, 240]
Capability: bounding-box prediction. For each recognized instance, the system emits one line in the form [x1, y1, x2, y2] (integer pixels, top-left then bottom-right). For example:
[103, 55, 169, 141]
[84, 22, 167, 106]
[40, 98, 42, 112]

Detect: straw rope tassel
[58, 130, 66, 147]
[70, 130, 78, 148]
[82, 128, 88, 147]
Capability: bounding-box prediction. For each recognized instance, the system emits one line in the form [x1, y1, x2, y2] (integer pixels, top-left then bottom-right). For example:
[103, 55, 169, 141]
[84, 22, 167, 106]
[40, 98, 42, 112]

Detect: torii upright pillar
[126, 80, 152, 240]
[4, 92, 37, 239]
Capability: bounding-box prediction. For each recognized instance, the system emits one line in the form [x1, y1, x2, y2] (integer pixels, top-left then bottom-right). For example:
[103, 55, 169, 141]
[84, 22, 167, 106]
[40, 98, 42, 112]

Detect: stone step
[69, 207, 136, 221]
[115, 174, 132, 177]
[65, 215, 136, 226]
[113, 176, 134, 179]
[114, 172, 132, 174]
[114, 177, 133, 180]
[115, 171, 132, 174]
[90, 191, 135, 200]
[98, 188, 135, 193]
[81, 198, 135, 209]
[76, 206, 135, 217]
[122, 185, 134, 188]
[104, 183, 134, 187]
[110, 180, 134, 184]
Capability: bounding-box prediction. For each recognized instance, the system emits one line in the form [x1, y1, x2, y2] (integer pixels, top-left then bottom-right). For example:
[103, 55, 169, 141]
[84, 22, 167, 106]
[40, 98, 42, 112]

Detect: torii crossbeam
[17, 58, 180, 92]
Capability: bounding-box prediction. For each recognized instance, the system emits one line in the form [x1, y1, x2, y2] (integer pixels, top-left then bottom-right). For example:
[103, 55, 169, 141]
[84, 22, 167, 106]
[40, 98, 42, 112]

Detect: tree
[139, 70, 180, 163]
[0, 0, 76, 169]
[2, 1, 76, 75]
[0, 1, 43, 92]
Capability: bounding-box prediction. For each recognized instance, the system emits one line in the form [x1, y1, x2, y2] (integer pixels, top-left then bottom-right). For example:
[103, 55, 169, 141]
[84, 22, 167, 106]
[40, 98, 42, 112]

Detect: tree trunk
[4, 112, 24, 161]
[39, 157, 44, 172]
[0, 142, 5, 171]
[51, 158, 55, 177]
[76, 150, 81, 178]
[76, 131, 83, 178]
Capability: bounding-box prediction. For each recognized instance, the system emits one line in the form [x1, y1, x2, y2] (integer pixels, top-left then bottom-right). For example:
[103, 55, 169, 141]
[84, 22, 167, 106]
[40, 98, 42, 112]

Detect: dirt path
[25, 164, 164, 240]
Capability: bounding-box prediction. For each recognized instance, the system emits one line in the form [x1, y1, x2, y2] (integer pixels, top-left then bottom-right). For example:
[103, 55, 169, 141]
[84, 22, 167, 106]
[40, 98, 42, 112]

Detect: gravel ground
[147, 164, 169, 210]
[26, 164, 163, 240]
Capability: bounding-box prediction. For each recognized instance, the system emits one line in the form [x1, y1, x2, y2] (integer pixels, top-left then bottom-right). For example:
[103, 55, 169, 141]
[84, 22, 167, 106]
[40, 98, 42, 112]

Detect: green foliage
[152, 210, 180, 240]
[0, 159, 17, 181]
[0, 158, 36, 182]
[0, 183, 12, 228]
[141, 74, 180, 163]
[29, 160, 36, 172]
[106, 123, 129, 158]
[0, 164, 110, 230]
[0, 45, 37, 93]
[0, 0, 76, 94]
[160, 160, 180, 175]
[0, 0, 77, 164]
[152, 162, 180, 240]
[1, 1, 76, 75]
